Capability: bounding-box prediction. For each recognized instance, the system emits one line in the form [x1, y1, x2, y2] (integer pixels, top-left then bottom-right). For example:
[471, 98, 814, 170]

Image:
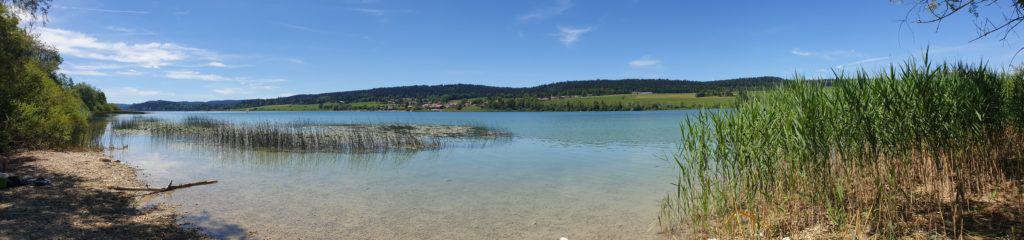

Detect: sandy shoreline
[0, 150, 210, 239]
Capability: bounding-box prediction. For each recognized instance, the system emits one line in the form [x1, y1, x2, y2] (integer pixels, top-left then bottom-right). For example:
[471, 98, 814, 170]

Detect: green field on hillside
[536, 93, 736, 110]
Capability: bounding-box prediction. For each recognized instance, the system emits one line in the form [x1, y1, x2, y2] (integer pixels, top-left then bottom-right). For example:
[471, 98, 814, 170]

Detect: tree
[1, 0, 49, 25]
[903, 0, 1024, 53]
[1, 1, 102, 165]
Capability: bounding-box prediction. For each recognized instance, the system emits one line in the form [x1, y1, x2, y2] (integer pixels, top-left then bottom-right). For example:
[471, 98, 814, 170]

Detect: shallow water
[103, 111, 692, 239]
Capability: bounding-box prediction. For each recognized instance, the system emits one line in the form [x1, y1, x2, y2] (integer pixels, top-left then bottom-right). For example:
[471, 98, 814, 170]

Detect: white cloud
[790, 48, 861, 60]
[115, 69, 143, 76]
[270, 22, 329, 33]
[11, 7, 42, 24]
[104, 26, 155, 35]
[61, 70, 109, 76]
[520, 0, 572, 21]
[165, 70, 229, 81]
[629, 56, 660, 68]
[791, 48, 812, 56]
[350, 8, 385, 16]
[835, 56, 891, 69]
[57, 5, 149, 14]
[242, 78, 285, 90]
[105, 26, 134, 33]
[557, 26, 592, 47]
[35, 27, 213, 68]
[121, 87, 162, 96]
[68, 63, 126, 70]
[346, 8, 412, 23]
[213, 88, 242, 95]
[281, 58, 305, 64]
[207, 61, 228, 67]
[59, 63, 138, 77]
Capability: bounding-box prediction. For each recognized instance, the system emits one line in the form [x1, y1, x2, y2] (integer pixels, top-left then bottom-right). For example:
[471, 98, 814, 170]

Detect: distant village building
[422, 103, 444, 109]
[632, 91, 654, 95]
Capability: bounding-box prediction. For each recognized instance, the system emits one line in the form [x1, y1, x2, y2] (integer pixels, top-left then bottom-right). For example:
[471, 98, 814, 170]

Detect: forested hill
[126, 77, 786, 111]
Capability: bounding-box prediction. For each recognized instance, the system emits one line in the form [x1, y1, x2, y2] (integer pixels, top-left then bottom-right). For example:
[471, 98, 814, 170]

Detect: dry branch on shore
[108, 180, 218, 194]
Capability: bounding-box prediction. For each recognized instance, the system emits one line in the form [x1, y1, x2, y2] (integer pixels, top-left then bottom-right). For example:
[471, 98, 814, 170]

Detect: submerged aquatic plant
[112, 116, 510, 153]
[661, 55, 1024, 238]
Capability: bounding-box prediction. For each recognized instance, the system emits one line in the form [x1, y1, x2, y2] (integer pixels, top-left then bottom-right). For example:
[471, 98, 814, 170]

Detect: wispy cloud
[557, 26, 592, 47]
[280, 58, 305, 64]
[213, 88, 242, 95]
[35, 27, 215, 68]
[59, 63, 144, 77]
[790, 48, 813, 56]
[239, 78, 285, 90]
[11, 7, 42, 24]
[56, 5, 149, 14]
[61, 69, 109, 76]
[165, 70, 230, 81]
[347, 8, 412, 23]
[520, 0, 572, 21]
[105, 26, 134, 33]
[349, 8, 386, 16]
[115, 69, 143, 76]
[629, 56, 660, 68]
[270, 21, 329, 34]
[105, 26, 156, 35]
[207, 61, 228, 67]
[835, 56, 891, 69]
[121, 87, 162, 96]
[791, 48, 862, 60]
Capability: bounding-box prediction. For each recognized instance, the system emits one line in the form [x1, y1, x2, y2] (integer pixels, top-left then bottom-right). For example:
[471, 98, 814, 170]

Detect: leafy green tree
[1, 1, 106, 160]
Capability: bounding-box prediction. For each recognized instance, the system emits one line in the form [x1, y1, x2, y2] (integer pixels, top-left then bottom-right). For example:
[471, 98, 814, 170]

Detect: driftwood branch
[109, 180, 218, 194]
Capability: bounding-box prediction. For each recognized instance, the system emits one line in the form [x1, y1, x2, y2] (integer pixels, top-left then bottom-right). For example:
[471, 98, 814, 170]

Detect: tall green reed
[112, 116, 509, 153]
[661, 55, 1024, 237]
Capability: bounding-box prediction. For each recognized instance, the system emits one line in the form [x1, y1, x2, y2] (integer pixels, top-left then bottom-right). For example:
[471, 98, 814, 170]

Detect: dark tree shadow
[180, 211, 253, 240]
[0, 156, 249, 239]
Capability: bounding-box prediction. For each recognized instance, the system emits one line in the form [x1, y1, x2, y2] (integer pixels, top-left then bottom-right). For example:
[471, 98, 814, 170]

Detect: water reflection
[96, 111, 691, 239]
[123, 111, 690, 147]
[101, 116, 512, 170]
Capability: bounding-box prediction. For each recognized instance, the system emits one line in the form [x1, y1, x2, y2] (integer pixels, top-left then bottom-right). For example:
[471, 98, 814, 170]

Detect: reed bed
[660, 56, 1024, 238]
[112, 116, 510, 153]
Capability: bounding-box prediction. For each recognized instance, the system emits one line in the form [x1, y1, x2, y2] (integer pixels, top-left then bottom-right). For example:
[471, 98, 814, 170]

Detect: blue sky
[21, 0, 1024, 103]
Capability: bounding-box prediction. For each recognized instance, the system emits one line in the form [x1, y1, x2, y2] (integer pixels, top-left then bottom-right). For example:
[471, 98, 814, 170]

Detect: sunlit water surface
[101, 111, 693, 239]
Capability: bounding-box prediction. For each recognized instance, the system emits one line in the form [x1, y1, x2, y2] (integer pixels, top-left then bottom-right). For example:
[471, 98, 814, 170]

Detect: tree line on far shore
[127, 77, 785, 111]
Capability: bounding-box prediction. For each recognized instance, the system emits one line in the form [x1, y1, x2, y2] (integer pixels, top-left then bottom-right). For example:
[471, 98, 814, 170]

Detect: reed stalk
[661, 55, 1024, 238]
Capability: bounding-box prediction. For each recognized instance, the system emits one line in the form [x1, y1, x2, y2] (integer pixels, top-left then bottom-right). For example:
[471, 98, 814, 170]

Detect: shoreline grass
[660, 56, 1024, 238]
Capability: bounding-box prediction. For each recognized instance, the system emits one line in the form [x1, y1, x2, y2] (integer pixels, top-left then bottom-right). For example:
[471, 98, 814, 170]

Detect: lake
[101, 110, 692, 239]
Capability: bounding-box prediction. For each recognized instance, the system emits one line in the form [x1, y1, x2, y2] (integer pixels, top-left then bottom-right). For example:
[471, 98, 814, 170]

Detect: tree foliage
[0, 3, 111, 155]
[904, 0, 1024, 52]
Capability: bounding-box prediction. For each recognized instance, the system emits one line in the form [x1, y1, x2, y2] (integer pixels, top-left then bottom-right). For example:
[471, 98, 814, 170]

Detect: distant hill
[125, 77, 786, 111]
[126, 100, 245, 111]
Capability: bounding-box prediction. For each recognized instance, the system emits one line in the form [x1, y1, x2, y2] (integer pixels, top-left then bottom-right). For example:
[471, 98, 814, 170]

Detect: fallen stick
[109, 180, 218, 193]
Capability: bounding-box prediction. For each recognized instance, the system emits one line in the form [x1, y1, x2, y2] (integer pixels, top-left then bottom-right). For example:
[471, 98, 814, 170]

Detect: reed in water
[112, 116, 510, 153]
[660, 55, 1024, 238]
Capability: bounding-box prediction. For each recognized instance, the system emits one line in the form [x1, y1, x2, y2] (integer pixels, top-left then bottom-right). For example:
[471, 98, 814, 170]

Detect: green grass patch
[543, 93, 736, 109]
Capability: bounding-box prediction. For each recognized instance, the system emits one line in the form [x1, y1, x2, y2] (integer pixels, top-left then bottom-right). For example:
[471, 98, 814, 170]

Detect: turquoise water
[103, 111, 693, 239]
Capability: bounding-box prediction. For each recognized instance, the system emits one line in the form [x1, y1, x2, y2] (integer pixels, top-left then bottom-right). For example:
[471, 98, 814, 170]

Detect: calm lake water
[101, 111, 693, 239]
